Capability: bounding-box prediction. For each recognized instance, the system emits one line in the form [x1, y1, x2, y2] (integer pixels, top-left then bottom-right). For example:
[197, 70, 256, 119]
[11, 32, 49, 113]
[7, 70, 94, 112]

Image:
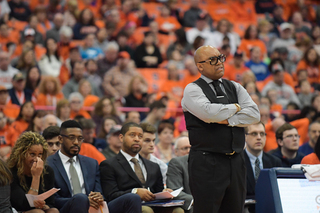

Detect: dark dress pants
[188, 149, 246, 213]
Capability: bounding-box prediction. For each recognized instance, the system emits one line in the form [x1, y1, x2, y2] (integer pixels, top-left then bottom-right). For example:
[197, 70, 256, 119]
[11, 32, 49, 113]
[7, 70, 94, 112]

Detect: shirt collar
[120, 150, 140, 163]
[58, 150, 78, 164]
[200, 74, 222, 84]
[245, 148, 263, 165]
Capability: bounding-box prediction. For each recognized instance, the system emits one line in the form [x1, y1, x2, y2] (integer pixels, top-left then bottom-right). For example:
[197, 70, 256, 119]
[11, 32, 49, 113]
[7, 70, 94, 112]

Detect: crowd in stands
[0, 0, 320, 212]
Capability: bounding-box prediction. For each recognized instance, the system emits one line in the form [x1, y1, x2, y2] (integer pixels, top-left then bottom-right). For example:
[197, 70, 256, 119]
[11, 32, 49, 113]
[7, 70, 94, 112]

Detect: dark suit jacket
[166, 155, 193, 213]
[244, 150, 282, 199]
[99, 152, 164, 202]
[47, 151, 103, 209]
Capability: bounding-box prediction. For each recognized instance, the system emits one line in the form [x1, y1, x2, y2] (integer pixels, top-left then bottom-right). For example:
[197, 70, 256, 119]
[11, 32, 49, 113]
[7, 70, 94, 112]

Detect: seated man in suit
[47, 120, 141, 213]
[272, 123, 305, 167]
[167, 137, 193, 213]
[100, 122, 184, 213]
[244, 122, 282, 198]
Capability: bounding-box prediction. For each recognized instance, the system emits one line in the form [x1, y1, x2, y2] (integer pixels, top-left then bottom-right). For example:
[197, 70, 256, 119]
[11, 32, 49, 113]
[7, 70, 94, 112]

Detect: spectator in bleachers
[162, 61, 184, 103]
[59, 46, 81, 86]
[8, 0, 31, 21]
[299, 121, 320, 156]
[8, 73, 32, 106]
[73, 8, 98, 40]
[231, 0, 257, 23]
[57, 26, 75, 61]
[141, 100, 167, 130]
[103, 51, 138, 98]
[312, 25, 320, 53]
[95, 28, 109, 51]
[78, 79, 99, 107]
[34, 6, 53, 37]
[79, 118, 107, 151]
[224, 51, 249, 83]
[186, 12, 214, 46]
[8, 131, 59, 213]
[25, 66, 41, 94]
[56, 99, 71, 124]
[0, 21, 20, 49]
[273, 47, 296, 74]
[43, 125, 61, 157]
[301, 136, 320, 164]
[271, 22, 295, 52]
[134, 31, 163, 68]
[0, 51, 19, 89]
[43, 114, 58, 129]
[0, 86, 19, 121]
[272, 123, 305, 167]
[22, 17, 44, 46]
[245, 46, 269, 81]
[36, 75, 64, 107]
[97, 41, 119, 78]
[85, 59, 102, 87]
[212, 19, 237, 54]
[26, 110, 46, 133]
[62, 61, 101, 99]
[93, 97, 122, 133]
[125, 111, 141, 124]
[258, 19, 278, 52]
[69, 92, 91, 119]
[298, 80, 313, 107]
[97, 116, 117, 140]
[116, 31, 134, 59]
[0, 111, 11, 160]
[239, 25, 267, 60]
[292, 11, 311, 37]
[255, 0, 276, 14]
[167, 28, 192, 60]
[155, 4, 181, 34]
[312, 94, 320, 113]
[183, 0, 203, 28]
[284, 102, 300, 122]
[262, 59, 301, 108]
[140, 122, 168, 184]
[296, 47, 320, 86]
[46, 13, 63, 42]
[154, 122, 176, 164]
[100, 0, 118, 19]
[101, 125, 122, 159]
[259, 104, 271, 125]
[183, 56, 201, 86]
[13, 48, 37, 75]
[125, 75, 148, 108]
[80, 33, 103, 60]
[38, 38, 62, 77]
[174, 136, 191, 157]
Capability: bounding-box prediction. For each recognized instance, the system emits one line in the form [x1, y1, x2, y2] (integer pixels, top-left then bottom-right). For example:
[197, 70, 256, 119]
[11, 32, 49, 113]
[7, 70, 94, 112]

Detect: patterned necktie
[131, 158, 146, 185]
[68, 158, 82, 195]
[211, 80, 229, 104]
[255, 158, 261, 182]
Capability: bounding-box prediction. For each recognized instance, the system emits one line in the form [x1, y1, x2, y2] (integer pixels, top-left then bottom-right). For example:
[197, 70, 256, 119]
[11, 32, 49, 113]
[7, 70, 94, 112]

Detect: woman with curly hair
[7, 131, 58, 213]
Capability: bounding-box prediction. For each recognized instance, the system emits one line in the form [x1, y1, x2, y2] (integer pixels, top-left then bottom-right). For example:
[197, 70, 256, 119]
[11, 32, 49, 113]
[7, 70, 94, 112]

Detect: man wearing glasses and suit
[181, 45, 260, 213]
[244, 122, 281, 212]
[47, 120, 141, 213]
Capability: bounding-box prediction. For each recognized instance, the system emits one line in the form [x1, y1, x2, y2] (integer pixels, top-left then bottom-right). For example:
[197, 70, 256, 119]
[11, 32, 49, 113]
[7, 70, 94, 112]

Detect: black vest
[184, 78, 245, 153]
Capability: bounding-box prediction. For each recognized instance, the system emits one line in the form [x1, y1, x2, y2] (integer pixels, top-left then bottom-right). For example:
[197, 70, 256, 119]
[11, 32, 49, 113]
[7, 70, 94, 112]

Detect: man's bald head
[272, 117, 286, 132]
[43, 114, 58, 129]
[53, 13, 64, 28]
[194, 45, 225, 80]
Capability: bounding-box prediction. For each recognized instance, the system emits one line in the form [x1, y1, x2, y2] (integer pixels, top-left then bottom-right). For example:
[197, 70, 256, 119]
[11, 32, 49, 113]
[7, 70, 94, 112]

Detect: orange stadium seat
[137, 68, 168, 93]
[142, 2, 162, 19]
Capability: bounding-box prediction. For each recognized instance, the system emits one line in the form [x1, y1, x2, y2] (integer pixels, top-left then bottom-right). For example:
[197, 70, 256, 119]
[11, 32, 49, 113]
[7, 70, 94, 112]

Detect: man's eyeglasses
[47, 142, 61, 147]
[246, 132, 267, 137]
[178, 146, 191, 151]
[197, 54, 226, 65]
[60, 134, 84, 142]
[283, 134, 300, 139]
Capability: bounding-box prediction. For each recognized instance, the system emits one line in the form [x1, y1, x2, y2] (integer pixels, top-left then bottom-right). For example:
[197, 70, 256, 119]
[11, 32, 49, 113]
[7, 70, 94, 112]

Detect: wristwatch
[235, 103, 241, 112]
[132, 188, 138, 194]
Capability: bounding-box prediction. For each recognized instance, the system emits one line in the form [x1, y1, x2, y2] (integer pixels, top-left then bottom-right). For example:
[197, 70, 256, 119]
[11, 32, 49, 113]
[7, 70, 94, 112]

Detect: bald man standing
[181, 45, 260, 213]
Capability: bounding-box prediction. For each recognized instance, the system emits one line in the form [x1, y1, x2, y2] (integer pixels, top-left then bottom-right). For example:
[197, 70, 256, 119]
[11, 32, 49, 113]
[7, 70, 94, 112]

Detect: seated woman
[69, 92, 91, 119]
[35, 76, 64, 107]
[154, 122, 176, 164]
[7, 131, 59, 213]
[133, 31, 163, 68]
[26, 110, 46, 133]
[78, 79, 99, 108]
[97, 116, 117, 140]
[38, 38, 62, 77]
[56, 99, 71, 125]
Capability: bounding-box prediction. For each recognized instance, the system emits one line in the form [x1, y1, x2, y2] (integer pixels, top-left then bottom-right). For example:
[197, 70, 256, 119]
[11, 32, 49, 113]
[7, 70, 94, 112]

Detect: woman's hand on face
[31, 157, 44, 177]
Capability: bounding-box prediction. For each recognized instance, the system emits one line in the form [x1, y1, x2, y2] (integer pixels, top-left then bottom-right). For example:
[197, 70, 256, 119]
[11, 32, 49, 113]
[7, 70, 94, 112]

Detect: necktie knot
[68, 158, 75, 164]
[131, 158, 138, 164]
[212, 80, 220, 88]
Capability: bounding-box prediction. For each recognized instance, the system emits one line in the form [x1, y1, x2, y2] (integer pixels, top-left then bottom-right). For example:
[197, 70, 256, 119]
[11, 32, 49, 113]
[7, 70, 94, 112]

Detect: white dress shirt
[245, 149, 263, 178]
[120, 150, 147, 181]
[58, 150, 86, 195]
[150, 154, 168, 185]
[181, 75, 260, 127]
